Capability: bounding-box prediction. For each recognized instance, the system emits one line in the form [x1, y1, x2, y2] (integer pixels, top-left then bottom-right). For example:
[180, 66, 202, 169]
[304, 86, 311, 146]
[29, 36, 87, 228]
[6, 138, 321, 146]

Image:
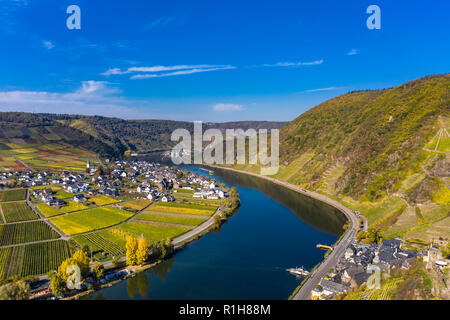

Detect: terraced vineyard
[0, 240, 71, 279]
[74, 232, 126, 258]
[0, 189, 27, 202]
[0, 221, 60, 246]
[1, 201, 37, 222]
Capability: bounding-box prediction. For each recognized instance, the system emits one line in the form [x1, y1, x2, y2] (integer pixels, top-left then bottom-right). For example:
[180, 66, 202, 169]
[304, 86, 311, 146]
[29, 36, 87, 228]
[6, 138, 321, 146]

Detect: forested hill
[0, 112, 286, 156]
[228, 73, 449, 243]
[279, 74, 449, 200]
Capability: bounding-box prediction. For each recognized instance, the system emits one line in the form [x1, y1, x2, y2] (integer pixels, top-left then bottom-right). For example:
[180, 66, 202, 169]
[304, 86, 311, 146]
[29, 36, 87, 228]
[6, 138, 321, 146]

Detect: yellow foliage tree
[126, 236, 138, 266]
[57, 250, 90, 283]
[136, 236, 149, 265]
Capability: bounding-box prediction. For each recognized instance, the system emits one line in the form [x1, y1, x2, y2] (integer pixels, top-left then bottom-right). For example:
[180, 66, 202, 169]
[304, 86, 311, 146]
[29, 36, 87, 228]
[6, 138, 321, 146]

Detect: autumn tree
[136, 236, 149, 265]
[126, 236, 138, 266]
[50, 274, 65, 297]
[93, 263, 105, 279]
[57, 250, 91, 282]
[0, 281, 30, 300]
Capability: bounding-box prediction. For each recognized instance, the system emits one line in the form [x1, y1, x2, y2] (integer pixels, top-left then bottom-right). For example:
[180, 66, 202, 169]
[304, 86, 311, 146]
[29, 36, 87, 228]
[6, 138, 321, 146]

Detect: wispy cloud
[253, 60, 324, 68]
[212, 103, 244, 112]
[102, 64, 236, 79]
[146, 16, 175, 30]
[293, 86, 348, 94]
[347, 49, 358, 56]
[42, 40, 55, 50]
[0, 0, 29, 33]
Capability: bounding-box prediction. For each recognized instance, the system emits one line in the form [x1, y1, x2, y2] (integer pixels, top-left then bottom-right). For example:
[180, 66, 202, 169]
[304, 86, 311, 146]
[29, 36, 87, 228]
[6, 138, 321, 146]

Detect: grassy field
[112, 222, 190, 244]
[0, 189, 27, 202]
[136, 211, 208, 227]
[89, 195, 119, 206]
[53, 189, 74, 200]
[120, 199, 152, 211]
[61, 200, 89, 213]
[36, 203, 63, 218]
[0, 221, 60, 246]
[50, 206, 134, 235]
[151, 202, 217, 216]
[0, 240, 71, 279]
[1, 202, 38, 223]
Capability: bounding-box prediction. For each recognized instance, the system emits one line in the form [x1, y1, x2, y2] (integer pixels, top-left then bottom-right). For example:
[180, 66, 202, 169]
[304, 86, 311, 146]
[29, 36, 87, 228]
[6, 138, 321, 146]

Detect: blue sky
[0, 0, 449, 122]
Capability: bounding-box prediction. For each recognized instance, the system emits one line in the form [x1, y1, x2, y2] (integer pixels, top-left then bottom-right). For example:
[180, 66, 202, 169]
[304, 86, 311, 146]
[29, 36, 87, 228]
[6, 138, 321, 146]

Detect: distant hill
[226, 74, 449, 243]
[48, 115, 286, 153]
[0, 112, 286, 171]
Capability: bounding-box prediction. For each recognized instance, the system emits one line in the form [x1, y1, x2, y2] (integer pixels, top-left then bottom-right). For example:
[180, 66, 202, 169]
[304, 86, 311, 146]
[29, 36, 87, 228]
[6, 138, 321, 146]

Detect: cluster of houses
[311, 237, 422, 299]
[131, 162, 228, 201]
[3, 160, 229, 210]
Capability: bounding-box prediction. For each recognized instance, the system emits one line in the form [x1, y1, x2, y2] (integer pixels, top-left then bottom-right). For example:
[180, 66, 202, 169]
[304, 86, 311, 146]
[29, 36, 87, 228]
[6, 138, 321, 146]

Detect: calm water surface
[84, 166, 346, 300]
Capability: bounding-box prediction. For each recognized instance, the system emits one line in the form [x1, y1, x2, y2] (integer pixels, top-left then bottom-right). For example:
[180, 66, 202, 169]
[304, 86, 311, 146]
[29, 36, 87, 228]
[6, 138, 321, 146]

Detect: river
[83, 166, 346, 300]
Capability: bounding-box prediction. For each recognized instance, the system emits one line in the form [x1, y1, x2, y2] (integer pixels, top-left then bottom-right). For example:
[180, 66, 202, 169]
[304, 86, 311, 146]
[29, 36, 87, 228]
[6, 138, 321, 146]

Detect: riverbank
[208, 165, 363, 300]
[61, 195, 240, 300]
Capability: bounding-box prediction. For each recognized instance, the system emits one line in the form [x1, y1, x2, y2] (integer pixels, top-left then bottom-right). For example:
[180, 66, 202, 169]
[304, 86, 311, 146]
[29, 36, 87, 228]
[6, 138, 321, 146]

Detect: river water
[84, 166, 346, 300]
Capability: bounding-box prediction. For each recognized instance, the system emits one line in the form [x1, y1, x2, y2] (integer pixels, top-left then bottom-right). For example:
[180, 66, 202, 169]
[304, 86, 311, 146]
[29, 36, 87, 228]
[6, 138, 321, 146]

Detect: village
[1, 160, 229, 208]
[310, 236, 449, 300]
[0, 160, 236, 300]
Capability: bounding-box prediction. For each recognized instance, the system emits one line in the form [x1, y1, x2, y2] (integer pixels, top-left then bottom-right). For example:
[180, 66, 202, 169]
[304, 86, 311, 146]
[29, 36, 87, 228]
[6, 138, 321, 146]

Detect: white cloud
[0, 81, 150, 119]
[42, 41, 55, 50]
[304, 86, 346, 93]
[212, 103, 244, 112]
[347, 49, 358, 56]
[102, 64, 236, 79]
[260, 60, 324, 67]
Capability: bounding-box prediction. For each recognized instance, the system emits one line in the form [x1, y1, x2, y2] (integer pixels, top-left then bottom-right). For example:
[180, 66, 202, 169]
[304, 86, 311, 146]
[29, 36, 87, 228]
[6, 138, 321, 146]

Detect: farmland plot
[1, 202, 38, 222]
[0, 221, 59, 246]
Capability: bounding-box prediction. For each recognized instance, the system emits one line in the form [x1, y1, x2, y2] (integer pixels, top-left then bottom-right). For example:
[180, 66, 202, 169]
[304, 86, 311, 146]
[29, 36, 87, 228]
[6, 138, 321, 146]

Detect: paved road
[172, 205, 224, 247]
[209, 165, 362, 300]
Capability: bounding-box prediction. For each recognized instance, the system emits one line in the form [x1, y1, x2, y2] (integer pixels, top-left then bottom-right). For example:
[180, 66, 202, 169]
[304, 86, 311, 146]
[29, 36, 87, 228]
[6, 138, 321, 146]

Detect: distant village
[0, 160, 229, 209]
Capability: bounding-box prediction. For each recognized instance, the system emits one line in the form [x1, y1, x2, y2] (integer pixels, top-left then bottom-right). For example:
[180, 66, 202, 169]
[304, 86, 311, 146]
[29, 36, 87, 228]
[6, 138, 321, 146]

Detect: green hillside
[0, 112, 285, 171]
[52, 115, 286, 153]
[229, 74, 450, 244]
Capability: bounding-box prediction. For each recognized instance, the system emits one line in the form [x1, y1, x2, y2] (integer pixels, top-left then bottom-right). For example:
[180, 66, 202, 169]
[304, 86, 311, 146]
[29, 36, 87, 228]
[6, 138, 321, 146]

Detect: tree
[0, 281, 30, 300]
[57, 250, 91, 282]
[82, 245, 91, 256]
[93, 263, 105, 279]
[136, 236, 149, 265]
[50, 274, 65, 297]
[126, 236, 138, 266]
[155, 238, 173, 259]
